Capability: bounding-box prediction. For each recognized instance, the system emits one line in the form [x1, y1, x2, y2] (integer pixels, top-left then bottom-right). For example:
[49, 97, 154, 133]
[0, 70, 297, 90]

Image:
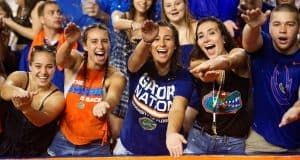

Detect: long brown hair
[190, 17, 237, 60]
[145, 21, 182, 79]
[81, 23, 110, 88]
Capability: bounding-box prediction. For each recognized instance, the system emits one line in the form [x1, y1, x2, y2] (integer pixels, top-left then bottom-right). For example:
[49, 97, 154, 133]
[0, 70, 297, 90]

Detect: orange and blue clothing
[60, 64, 109, 146]
[18, 30, 80, 91]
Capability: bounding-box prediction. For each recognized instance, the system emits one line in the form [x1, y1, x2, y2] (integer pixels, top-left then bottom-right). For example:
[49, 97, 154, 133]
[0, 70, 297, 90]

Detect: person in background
[47, 23, 125, 156]
[55, 0, 110, 28]
[161, 0, 197, 69]
[12, 0, 41, 50]
[3, 0, 43, 40]
[18, 1, 79, 92]
[0, 44, 65, 156]
[242, 4, 300, 154]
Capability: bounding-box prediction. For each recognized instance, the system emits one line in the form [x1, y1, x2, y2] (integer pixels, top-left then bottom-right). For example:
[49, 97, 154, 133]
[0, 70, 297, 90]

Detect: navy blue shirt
[250, 32, 300, 149]
[120, 67, 193, 155]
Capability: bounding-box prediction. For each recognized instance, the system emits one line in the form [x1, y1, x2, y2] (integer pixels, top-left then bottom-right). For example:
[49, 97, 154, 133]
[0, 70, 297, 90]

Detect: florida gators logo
[270, 65, 292, 106]
[202, 90, 243, 114]
[138, 117, 157, 130]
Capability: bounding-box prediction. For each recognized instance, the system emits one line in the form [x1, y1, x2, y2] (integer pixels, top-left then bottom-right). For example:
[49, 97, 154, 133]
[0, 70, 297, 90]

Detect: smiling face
[196, 21, 226, 59]
[29, 51, 55, 88]
[151, 26, 176, 67]
[163, 0, 185, 23]
[83, 28, 110, 69]
[270, 10, 299, 55]
[133, 0, 153, 14]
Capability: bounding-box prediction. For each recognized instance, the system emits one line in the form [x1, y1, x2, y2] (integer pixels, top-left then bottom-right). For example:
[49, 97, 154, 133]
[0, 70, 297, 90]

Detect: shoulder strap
[25, 72, 29, 90]
[38, 89, 60, 111]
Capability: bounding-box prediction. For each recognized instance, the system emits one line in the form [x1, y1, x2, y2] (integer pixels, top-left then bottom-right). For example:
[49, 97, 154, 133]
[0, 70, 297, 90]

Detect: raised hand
[64, 22, 81, 44]
[82, 0, 99, 17]
[141, 20, 159, 44]
[241, 8, 271, 28]
[223, 20, 239, 37]
[92, 101, 110, 118]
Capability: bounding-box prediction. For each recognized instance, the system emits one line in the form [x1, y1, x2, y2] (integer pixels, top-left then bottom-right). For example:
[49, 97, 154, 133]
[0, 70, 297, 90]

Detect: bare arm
[20, 91, 65, 127]
[0, 71, 27, 100]
[56, 23, 81, 69]
[166, 96, 188, 157]
[190, 48, 250, 79]
[128, 20, 158, 73]
[0, 71, 65, 127]
[3, 1, 43, 40]
[241, 8, 271, 53]
[93, 69, 126, 118]
[111, 10, 141, 31]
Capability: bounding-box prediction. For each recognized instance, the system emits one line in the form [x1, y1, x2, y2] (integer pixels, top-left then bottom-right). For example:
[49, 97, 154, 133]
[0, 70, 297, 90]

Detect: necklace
[211, 71, 225, 135]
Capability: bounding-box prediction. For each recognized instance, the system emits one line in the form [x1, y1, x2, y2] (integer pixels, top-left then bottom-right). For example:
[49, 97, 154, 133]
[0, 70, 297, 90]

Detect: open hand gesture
[11, 88, 38, 112]
[241, 8, 271, 28]
[92, 101, 110, 118]
[279, 100, 300, 127]
[166, 133, 187, 157]
[64, 22, 81, 44]
[141, 20, 159, 44]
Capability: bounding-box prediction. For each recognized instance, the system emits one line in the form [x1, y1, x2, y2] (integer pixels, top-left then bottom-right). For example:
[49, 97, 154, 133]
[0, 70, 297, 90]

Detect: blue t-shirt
[56, 0, 122, 28]
[120, 68, 193, 155]
[250, 32, 300, 149]
[180, 44, 193, 69]
[188, 0, 238, 21]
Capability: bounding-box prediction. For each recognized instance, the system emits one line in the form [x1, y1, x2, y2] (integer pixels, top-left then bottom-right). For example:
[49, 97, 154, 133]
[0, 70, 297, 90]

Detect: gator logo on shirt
[270, 65, 292, 106]
[202, 90, 242, 114]
[138, 117, 157, 130]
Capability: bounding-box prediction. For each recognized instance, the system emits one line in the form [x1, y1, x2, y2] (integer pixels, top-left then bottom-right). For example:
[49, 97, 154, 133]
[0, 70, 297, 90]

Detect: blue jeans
[184, 127, 245, 154]
[47, 131, 111, 157]
[113, 138, 134, 156]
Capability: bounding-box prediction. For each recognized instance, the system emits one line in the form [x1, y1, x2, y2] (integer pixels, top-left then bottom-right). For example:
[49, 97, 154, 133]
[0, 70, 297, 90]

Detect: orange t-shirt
[60, 65, 109, 145]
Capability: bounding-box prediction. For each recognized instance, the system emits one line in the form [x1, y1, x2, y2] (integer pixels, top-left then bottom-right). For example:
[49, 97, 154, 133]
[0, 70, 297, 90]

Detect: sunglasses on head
[32, 44, 56, 54]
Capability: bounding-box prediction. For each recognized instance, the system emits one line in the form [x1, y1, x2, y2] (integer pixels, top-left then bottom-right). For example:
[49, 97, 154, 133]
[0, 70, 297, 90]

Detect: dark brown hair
[37, 0, 59, 17]
[0, 0, 12, 18]
[190, 17, 237, 60]
[145, 21, 182, 79]
[30, 44, 56, 65]
[81, 23, 110, 89]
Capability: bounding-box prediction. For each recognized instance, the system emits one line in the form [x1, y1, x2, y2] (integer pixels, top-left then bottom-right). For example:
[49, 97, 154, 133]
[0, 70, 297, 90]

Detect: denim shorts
[47, 130, 111, 157]
[184, 127, 245, 154]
